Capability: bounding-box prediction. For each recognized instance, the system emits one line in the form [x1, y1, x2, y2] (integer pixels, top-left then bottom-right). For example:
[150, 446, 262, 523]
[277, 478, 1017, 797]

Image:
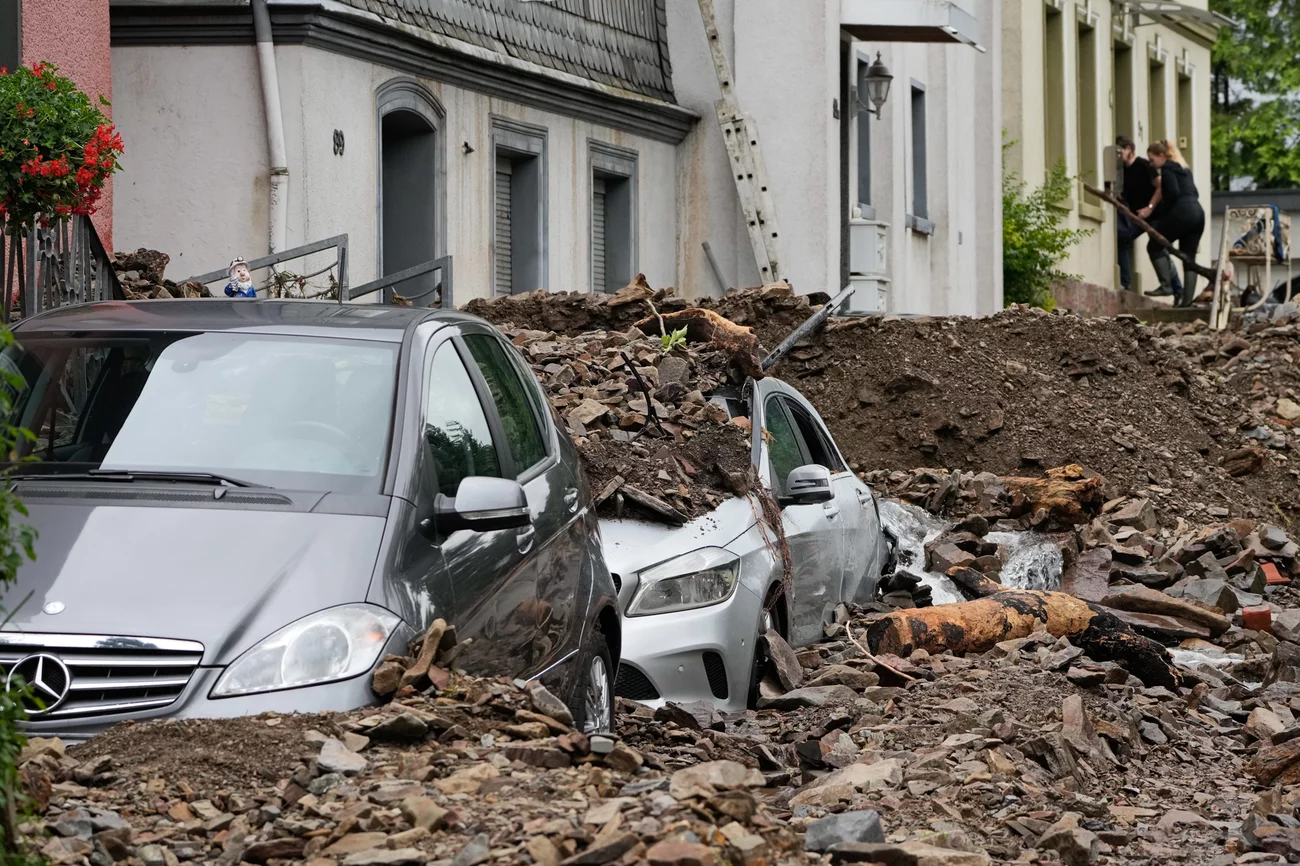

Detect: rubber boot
[1179, 268, 1198, 308]
[1150, 256, 1176, 299]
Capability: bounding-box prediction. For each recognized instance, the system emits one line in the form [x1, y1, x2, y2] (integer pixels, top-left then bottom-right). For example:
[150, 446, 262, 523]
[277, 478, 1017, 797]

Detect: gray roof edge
[110, 1, 700, 144]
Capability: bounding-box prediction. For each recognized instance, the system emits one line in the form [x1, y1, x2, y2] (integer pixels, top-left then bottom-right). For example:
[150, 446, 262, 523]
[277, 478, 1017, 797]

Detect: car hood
[600, 496, 756, 607]
[7, 502, 388, 665]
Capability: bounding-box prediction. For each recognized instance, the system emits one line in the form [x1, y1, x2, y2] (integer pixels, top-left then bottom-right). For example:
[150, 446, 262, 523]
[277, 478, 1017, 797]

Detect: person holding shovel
[1138, 140, 1205, 307]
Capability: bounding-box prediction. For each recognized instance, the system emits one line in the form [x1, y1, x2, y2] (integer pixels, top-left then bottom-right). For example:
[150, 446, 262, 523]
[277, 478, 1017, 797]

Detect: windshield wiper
[16, 469, 266, 488]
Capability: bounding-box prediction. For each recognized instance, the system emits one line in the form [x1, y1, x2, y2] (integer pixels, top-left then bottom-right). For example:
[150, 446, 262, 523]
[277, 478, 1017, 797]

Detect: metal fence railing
[0, 216, 124, 324]
[347, 255, 453, 308]
[182, 237, 453, 310]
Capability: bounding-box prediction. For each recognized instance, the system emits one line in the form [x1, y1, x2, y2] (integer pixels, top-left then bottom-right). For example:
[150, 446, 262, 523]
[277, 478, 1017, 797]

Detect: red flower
[46, 81, 56, 91]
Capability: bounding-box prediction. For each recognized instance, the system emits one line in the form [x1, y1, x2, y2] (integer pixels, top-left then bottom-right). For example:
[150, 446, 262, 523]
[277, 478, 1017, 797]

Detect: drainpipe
[251, 0, 289, 254]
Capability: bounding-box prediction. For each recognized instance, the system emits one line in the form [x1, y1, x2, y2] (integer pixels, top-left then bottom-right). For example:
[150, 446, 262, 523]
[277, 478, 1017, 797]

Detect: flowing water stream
[877, 498, 1064, 604]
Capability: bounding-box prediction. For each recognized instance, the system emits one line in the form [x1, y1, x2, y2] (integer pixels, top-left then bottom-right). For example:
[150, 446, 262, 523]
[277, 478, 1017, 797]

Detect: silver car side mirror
[780, 464, 834, 507]
[433, 476, 531, 533]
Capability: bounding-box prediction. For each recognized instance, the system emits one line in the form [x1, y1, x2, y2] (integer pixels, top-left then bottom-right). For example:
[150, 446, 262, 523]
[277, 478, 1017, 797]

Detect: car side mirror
[779, 464, 834, 507]
[430, 476, 531, 534]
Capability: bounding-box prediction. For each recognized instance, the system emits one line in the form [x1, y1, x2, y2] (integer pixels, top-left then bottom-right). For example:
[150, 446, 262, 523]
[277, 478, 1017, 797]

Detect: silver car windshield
[3, 331, 399, 492]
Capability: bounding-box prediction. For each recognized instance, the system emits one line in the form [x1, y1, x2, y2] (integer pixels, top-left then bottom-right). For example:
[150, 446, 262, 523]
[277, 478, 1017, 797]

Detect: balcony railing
[0, 216, 124, 324]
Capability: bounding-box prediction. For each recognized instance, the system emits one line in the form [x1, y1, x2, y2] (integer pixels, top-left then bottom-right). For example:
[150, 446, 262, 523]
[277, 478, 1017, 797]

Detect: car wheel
[747, 587, 785, 709]
[571, 623, 615, 735]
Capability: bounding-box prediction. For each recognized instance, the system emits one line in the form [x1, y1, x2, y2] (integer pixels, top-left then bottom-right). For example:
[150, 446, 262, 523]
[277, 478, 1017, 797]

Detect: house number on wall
[333, 130, 345, 156]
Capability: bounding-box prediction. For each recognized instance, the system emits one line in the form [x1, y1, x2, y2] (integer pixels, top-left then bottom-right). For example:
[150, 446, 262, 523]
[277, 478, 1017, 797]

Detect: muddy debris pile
[24, 672, 810, 866]
[28, 599, 1300, 866]
[500, 322, 753, 524]
[1166, 318, 1300, 451]
[871, 462, 1300, 650]
[768, 306, 1299, 530]
[113, 249, 209, 300]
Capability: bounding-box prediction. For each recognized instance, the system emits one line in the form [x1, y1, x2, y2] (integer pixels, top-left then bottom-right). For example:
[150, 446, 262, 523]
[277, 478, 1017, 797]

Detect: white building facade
[110, 0, 1002, 314]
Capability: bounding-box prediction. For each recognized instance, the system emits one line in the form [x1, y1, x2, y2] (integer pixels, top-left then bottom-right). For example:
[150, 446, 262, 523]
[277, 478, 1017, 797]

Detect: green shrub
[0, 326, 38, 863]
[1003, 151, 1092, 309]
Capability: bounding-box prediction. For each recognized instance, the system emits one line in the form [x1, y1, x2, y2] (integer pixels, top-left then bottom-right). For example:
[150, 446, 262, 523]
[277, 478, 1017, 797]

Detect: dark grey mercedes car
[0, 300, 619, 740]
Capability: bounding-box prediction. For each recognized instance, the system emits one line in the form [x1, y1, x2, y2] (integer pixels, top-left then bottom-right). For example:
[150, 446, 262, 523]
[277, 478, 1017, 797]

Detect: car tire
[747, 586, 786, 709]
[571, 622, 615, 735]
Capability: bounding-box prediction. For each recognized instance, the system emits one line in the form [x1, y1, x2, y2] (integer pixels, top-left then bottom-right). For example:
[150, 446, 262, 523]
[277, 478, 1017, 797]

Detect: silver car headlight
[627, 548, 740, 616]
[211, 604, 400, 698]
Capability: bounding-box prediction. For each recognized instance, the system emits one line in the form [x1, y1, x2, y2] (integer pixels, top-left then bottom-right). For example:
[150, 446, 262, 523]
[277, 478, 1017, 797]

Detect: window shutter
[592, 177, 607, 293]
[495, 156, 513, 295]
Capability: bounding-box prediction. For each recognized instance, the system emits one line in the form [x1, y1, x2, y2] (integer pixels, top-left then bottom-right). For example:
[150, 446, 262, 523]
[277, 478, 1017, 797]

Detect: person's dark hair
[1147, 140, 1169, 157]
[1116, 135, 1135, 150]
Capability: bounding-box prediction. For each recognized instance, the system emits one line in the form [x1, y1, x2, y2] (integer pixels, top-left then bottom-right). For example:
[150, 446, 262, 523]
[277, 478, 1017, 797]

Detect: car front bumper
[615, 582, 764, 715]
[20, 666, 383, 743]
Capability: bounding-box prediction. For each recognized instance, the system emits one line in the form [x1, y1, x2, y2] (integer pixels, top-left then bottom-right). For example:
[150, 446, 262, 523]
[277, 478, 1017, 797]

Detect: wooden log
[1000, 465, 1105, 526]
[635, 307, 763, 377]
[864, 589, 1181, 689]
[1084, 182, 1216, 280]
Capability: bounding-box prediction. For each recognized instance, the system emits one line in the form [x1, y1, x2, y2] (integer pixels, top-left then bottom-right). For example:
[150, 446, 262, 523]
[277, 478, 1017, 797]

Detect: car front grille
[614, 663, 660, 701]
[0, 633, 204, 720]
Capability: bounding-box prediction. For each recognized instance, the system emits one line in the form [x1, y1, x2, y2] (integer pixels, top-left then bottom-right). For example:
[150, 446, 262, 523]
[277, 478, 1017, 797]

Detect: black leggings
[1149, 207, 1205, 298]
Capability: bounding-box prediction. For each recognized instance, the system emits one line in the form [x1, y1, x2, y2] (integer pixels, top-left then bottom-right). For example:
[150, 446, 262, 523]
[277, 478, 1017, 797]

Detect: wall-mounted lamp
[861, 52, 893, 119]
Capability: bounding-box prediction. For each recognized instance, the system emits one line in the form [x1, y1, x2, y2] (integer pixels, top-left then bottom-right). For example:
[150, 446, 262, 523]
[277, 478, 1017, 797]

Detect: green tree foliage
[1002, 156, 1093, 309]
[0, 328, 39, 862]
[1211, 0, 1300, 189]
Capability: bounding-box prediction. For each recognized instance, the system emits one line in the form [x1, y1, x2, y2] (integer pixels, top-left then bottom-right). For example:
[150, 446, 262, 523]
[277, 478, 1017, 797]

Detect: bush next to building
[0, 62, 123, 233]
[1002, 155, 1093, 310]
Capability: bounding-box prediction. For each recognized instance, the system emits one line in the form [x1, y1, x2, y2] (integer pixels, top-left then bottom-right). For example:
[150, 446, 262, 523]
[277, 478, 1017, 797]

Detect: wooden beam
[1084, 182, 1216, 279]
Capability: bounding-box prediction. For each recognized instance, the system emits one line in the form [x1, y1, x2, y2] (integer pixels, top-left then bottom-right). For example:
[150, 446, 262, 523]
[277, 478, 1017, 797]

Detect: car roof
[12, 299, 487, 343]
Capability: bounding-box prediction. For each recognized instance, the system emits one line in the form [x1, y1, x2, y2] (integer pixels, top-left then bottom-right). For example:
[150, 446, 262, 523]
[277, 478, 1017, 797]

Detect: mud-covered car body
[602, 376, 890, 712]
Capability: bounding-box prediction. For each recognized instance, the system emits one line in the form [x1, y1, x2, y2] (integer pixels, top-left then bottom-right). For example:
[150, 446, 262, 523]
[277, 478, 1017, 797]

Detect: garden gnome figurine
[224, 257, 257, 298]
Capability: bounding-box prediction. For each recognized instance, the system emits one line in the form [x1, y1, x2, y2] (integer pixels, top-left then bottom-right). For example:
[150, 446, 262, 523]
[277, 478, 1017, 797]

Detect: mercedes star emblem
[42, 601, 65, 615]
[6, 654, 72, 715]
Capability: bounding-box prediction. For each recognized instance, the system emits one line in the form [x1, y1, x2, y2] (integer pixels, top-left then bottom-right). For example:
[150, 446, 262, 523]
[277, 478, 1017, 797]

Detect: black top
[1154, 162, 1202, 220]
[1121, 156, 1156, 210]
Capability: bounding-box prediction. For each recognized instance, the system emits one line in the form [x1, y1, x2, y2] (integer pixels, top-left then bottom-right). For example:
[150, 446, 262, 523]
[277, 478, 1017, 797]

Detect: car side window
[425, 344, 502, 497]
[764, 397, 807, 494]
[464, 335, 548, 476]
[786, 402, 846, 473]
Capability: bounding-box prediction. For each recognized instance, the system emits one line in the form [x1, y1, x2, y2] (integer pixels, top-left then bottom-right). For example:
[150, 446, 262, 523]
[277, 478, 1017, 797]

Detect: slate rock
[805, 809, 885, 852]
[764, 628, 804, 691]
[757, 685, 859, 710]
[318, 739, 368, 776]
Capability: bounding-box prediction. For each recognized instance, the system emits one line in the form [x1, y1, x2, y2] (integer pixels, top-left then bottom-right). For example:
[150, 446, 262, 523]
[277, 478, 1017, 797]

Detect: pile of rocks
[112, 249, 209, 300]
[501, 324, 752, 523]
[27, 596, 1296, 866]
[23, 674, 806, 866]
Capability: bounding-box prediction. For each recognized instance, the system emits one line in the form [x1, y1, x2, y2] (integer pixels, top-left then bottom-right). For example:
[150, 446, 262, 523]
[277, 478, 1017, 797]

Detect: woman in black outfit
[1137, 140, 1205, 307]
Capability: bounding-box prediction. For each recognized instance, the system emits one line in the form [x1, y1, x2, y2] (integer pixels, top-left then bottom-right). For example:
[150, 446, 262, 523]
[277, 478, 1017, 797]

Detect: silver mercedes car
[604, 377, 892, 713]
[0, 300, 619, 740]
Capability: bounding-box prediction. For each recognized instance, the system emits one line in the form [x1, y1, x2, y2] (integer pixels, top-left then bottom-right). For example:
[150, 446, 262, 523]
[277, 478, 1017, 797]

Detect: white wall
[112, 44, 679, 300]
[667, 0, 1002, 314]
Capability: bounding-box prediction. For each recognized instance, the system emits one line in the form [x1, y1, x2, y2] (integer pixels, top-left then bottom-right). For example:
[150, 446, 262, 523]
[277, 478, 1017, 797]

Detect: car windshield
[2, 331, 399, 492]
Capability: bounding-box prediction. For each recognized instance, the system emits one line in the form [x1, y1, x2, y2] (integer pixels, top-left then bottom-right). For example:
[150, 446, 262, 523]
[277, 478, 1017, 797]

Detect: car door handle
[563, 487, 579, 513]
[823, 503, 839, 519]
[516, 525, 536, 555]
[856, 491, 872, 506]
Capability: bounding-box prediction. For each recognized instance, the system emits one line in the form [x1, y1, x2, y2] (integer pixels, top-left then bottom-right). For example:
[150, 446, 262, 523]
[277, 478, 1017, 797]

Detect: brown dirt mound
[71, 713, 336, 790]
[769, 307, 1299, 528]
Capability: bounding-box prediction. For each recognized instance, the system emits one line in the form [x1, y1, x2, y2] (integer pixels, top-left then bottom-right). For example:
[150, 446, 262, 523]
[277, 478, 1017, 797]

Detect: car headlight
[211, 604, 401, 698]
[627, 548, 740, 616]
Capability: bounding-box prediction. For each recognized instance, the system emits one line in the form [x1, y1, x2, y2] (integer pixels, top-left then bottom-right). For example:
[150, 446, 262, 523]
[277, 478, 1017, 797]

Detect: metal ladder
[697, 0, 785, 285]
